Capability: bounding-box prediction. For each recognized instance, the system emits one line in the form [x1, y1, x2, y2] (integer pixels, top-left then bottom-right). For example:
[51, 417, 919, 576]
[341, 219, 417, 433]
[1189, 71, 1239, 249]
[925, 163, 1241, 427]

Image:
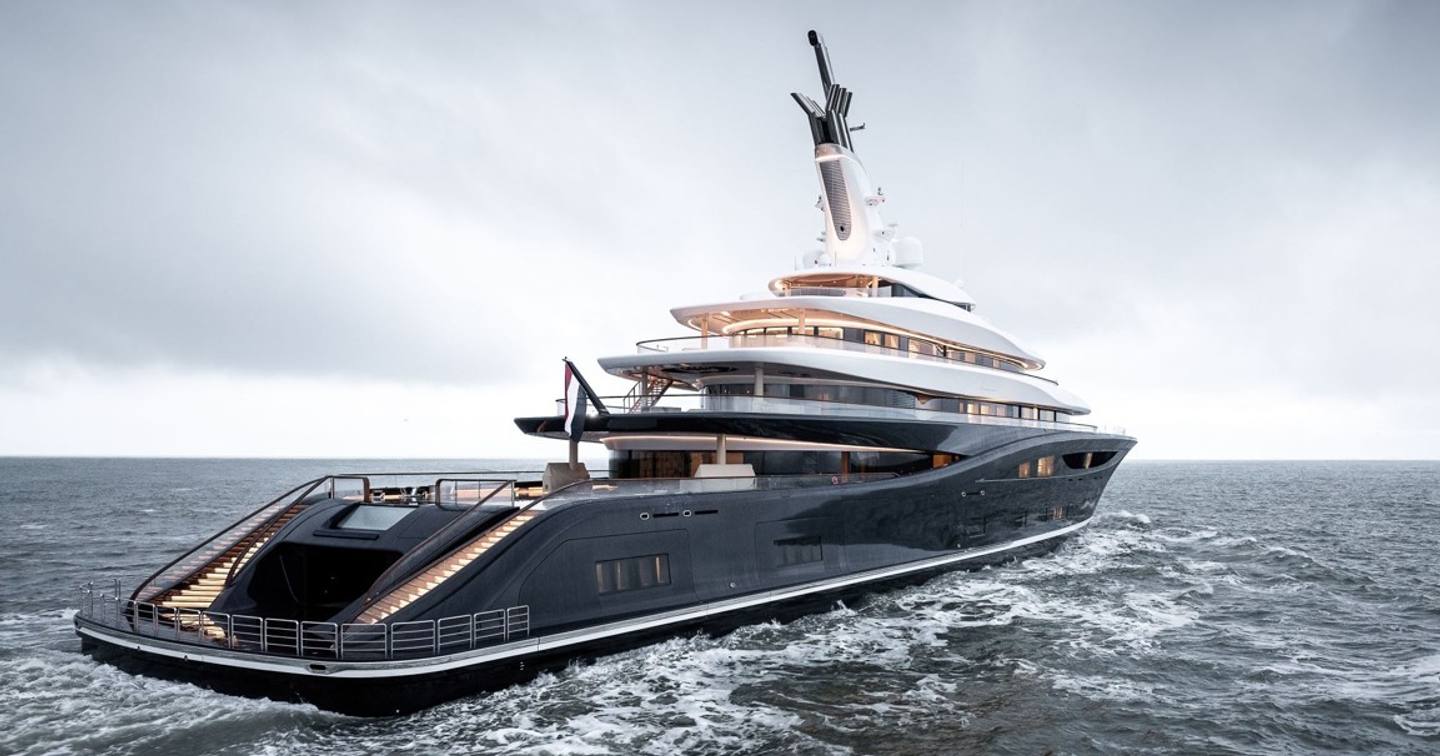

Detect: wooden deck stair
[356, 510, 537, 624]
[156, 504, 308, 613]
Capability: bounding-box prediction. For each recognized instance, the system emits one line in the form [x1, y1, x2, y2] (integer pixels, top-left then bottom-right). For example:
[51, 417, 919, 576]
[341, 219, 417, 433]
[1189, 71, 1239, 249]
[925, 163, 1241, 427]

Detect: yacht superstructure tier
[74, 29, 1134, 717]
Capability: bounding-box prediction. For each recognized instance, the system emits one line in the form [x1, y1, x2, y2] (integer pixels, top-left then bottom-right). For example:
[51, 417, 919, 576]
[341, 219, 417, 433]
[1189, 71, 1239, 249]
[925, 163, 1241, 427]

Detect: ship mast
[792, 30, 920, 270]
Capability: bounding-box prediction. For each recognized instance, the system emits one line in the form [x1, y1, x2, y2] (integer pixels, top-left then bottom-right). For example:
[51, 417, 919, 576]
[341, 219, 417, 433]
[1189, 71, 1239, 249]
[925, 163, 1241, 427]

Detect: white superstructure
[595, 31, 1091, 430]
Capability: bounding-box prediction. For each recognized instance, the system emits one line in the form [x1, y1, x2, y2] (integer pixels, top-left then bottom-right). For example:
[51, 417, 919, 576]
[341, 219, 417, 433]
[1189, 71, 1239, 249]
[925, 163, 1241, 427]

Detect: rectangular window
[1036, 456, 1055, 477]
[882, 333, 901, 350]
[1017, 461, 1032, 478]
[775, 536, 823, 566]
[595, 553, 671, 594]
[863, 331, 883, 346]
[816, 327, 843, 341]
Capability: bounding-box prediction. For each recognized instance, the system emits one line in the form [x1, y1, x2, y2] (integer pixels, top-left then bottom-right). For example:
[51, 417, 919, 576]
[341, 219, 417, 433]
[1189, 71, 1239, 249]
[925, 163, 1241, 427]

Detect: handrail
[80, 582, 532, 662]
[129, 472, 548, 608]
[332, 469, 544, 477]
[552, 392, 1098, 432]
[221, 475, 370, 586]
[354, 477, 593, 620]
[359, 481, 520, 606]
[634, 332, 1054, 383]
[130, 477, 324, 603]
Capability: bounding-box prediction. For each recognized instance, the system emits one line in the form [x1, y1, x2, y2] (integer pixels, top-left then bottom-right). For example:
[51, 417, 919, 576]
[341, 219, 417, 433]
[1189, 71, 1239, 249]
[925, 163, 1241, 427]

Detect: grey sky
[2, 1, 1437, 458]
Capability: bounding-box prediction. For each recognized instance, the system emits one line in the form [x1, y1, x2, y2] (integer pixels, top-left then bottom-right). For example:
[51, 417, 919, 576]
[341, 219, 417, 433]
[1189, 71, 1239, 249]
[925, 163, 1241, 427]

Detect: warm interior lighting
[601, 434, 917, 453]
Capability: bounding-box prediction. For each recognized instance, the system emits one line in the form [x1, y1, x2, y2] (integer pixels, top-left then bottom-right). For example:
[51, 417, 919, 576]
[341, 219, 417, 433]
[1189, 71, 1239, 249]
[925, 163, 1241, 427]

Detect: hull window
[775, 536, 823, 566]
[1062, 451, 1117, 470]
[595, 553, 672, 595]
[1016, 455, 1058, 478]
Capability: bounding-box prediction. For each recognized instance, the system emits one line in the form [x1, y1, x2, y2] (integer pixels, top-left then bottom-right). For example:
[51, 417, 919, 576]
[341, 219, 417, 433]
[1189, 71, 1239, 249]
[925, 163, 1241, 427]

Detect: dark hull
[76, 430, 1135, 716]
[78, 535, 1065, 717]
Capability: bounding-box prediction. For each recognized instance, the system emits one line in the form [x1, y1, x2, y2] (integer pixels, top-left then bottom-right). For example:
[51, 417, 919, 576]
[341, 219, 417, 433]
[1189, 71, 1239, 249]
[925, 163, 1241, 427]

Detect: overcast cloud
[2, 1, 1437, 458]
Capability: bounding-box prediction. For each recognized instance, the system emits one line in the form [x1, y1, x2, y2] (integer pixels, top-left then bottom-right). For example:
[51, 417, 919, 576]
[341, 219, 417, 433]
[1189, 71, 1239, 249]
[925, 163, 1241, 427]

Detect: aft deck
[74, 468, 898, 665]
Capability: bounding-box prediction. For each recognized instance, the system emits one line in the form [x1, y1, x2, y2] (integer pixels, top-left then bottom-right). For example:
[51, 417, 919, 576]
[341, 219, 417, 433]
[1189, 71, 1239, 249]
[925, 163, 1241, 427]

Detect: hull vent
[820, 161, 851, 240]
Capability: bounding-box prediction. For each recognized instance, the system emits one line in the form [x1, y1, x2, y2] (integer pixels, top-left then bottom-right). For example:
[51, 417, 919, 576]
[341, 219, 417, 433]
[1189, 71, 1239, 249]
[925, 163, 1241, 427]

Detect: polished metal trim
[77, 518, 1089, 679]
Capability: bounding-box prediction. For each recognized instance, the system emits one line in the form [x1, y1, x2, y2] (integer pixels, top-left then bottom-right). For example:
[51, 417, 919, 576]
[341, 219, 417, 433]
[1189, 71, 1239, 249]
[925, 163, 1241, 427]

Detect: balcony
[634, 332, 1051, 383]
[560, 392, 1098, 432]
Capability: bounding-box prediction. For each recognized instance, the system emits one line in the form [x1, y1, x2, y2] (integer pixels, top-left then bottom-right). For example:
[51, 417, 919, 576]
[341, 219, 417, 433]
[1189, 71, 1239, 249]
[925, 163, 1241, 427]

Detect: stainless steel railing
[77, 580, 532, 661]
[634, 333, 1044, 381]
[554, 392, 1098, 432]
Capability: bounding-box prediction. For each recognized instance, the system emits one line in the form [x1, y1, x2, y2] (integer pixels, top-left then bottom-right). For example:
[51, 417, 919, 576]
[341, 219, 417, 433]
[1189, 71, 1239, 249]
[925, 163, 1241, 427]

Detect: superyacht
[74, 30, 1134, 715]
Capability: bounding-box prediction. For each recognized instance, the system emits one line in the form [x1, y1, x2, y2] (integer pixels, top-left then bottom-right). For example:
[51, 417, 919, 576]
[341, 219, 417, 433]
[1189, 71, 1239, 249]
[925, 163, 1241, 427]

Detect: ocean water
[2, 458, 1438, 755]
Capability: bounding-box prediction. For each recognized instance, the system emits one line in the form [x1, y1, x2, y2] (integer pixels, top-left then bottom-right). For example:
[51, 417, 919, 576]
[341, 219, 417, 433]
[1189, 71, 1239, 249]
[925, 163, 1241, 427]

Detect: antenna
[791, 29, 856, 151]
[808, 30, 835, 92]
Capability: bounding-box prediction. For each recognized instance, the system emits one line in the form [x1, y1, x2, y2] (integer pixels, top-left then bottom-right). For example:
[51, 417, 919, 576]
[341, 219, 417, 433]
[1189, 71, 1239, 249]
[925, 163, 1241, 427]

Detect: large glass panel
[849, 451, 932, 475]
[336, 506, 413, 531]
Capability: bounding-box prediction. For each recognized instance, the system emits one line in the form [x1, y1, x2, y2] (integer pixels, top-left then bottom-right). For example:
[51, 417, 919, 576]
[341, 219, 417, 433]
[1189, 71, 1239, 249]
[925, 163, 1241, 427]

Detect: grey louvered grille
[819, 161, 851, 240]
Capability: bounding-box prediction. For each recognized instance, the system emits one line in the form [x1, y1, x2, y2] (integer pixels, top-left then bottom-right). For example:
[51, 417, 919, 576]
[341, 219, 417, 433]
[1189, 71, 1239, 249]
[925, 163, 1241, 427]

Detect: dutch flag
[563, 360, 588, 442]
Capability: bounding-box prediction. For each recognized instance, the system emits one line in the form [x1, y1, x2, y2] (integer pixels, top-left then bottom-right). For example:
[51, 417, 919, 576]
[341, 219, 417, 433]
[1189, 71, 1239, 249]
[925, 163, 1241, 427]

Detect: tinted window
[595, 554, 671, 595]
[775, 536, 823, 566]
